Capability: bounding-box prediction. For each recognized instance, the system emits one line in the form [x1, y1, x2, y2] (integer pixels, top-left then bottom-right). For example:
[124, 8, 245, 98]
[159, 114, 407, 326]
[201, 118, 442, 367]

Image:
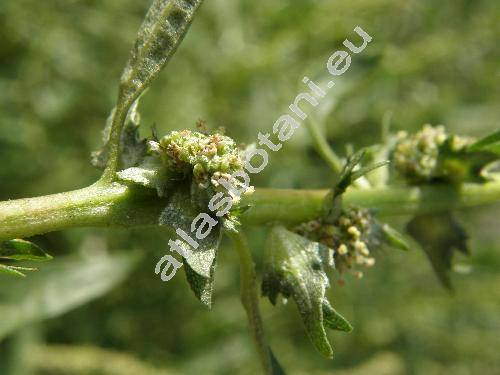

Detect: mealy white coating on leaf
[262, 226, 352, 358]
[119, 0, 205, 106]
[92, 100, 146, 170]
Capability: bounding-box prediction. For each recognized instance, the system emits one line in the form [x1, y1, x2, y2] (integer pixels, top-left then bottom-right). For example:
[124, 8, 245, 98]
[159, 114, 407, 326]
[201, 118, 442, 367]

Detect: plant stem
[0, 183, 167, 241]
[228, 231, 273, 375]
[1, 182, 500, 241]
[305, 119, 343, 173]
[101, 104, 129, 182]
[242, 182, 500, 223]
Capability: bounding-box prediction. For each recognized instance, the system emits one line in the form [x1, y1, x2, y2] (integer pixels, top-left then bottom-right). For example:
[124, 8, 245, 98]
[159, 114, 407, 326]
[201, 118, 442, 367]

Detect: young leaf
[0, 239, 52, 261]
[407, 213, 469, 290]
[324, 151, 389, 223]
[262, 226, 351, 358]
[0, 264, 36, 278]
[468, 130, 500, 155]
[159, 187, 221, 308]
[0, 239, 52, 277]
[117, 156, 170, 197]
[333, 151, 366, 198]
[381, 224, 410, 251]
[351, 160, 391, 182]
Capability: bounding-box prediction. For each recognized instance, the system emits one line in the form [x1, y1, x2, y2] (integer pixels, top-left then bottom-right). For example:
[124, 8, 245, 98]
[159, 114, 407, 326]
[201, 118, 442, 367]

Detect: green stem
[228, 231, 273, 375]
[1, 182, 500, 241]
[242, 182, 500, 223]
[0, 183, 167, 241]
[101, 104, 129, 182]
[305, 119, 343, 173]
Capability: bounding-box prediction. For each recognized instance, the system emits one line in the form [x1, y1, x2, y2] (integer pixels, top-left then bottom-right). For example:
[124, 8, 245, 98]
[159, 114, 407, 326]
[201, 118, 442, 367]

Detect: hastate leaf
[262, 226, 351, 358]
[159, 187, 221, 308]
[407, 213, 469, 290]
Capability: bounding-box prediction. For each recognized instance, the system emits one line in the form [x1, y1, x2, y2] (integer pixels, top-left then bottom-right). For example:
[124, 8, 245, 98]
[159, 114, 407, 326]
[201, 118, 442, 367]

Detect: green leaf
[159, 188, 221, 308]
[0, 239, 52, 261]
[183, 259, 217, 308]
[334, 150, 388, 197]
[333, 151, 366, 198]
[480, 160, 500, 181]
[0, 264, 36, 277]
[119, 0, 205, 108]
[0, 240, 53, 277]
[262, 226, 351, 358]
[269, 347, 287, 375]
[324, 150, 389, 223]
[407, 213, 469, 290]
[381, 224, 410, 251]
[322, 299, 353, 332]
[92, 100, 148, 170]
[117, 156, 170, 197]
[0, 252, 140, 340]
[220, 218, 238, 233]
[96, 1, 204, 177]
[351, 160, 391, 182]
[468, 130, 500, 155]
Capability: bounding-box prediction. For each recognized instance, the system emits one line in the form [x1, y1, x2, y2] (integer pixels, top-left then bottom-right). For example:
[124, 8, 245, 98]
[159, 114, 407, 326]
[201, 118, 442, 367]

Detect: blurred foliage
[0, 251, 139, 340]
[0, 0, 499, 374]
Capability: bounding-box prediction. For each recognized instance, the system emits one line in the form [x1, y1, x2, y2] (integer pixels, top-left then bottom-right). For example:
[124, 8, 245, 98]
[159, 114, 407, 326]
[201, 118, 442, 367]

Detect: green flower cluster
[150, 130, 245, 188]
[393, 124, 474, 183]
[117, 128, 253, 207]
[294, 207, 379, 280]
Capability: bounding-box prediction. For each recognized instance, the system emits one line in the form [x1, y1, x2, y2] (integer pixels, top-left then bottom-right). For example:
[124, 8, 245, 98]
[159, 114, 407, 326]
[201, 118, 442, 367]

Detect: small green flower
[295, 207, 380, 280]
[117, 129, 253, 225]
[152, 130, 245, 188]
[392, 124, 475, 183]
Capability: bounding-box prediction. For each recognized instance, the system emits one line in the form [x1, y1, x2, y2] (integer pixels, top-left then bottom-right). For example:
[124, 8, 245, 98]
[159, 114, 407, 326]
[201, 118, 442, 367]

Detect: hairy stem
[229, 231, 273, 374]
[1, 182, 500, 241]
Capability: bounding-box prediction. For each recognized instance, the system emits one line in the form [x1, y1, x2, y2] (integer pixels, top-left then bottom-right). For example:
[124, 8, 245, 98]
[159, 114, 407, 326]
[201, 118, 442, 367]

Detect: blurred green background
[0, 0, 499, 374]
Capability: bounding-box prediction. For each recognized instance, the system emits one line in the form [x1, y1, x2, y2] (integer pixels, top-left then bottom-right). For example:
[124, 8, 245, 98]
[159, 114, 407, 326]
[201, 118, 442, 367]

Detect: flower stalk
[229, 231, 274, 374]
